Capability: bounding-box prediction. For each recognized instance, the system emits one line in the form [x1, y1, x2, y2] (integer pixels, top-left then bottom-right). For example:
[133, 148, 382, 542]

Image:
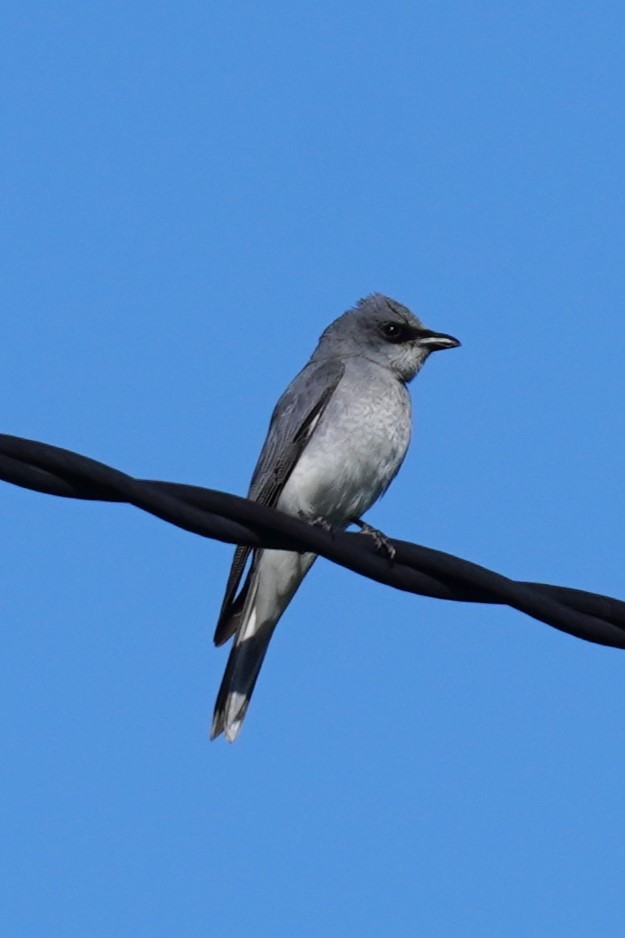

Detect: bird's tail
[210, 622, 276, 742]
[211, 548, 316, 741]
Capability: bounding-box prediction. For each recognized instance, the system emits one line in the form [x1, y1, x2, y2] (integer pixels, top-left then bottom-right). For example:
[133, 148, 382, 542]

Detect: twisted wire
[1, 433, 624, 649]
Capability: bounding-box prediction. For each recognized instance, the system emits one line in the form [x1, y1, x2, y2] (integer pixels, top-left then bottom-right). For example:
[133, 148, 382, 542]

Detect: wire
[1, 432, 624, 649]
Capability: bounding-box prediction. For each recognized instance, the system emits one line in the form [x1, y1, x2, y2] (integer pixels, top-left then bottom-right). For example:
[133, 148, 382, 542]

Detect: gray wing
[213, 358, 345, 646]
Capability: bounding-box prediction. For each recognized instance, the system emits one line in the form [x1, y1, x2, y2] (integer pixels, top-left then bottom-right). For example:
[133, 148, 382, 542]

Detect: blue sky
[2, 2, 625, 935]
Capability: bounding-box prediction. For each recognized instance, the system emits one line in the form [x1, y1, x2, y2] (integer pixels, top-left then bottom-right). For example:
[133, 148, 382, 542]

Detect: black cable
[1, 433, 624, 649]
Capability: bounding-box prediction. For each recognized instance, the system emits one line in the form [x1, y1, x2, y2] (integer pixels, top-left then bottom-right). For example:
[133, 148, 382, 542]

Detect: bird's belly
[277, 377, 410, 525]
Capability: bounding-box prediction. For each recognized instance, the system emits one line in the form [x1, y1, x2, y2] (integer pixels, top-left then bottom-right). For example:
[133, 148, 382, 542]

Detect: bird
[210, 293, 460, 741]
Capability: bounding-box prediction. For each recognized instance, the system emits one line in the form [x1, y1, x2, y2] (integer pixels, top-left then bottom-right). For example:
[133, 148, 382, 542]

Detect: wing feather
[213, 359, 345, 645]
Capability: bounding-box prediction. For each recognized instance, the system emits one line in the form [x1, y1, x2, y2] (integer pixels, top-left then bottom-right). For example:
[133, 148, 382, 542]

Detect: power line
[1, 433, 624, 649]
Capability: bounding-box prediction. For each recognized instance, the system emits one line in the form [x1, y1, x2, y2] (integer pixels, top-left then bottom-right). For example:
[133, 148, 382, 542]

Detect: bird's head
[313, 293, 460, 382]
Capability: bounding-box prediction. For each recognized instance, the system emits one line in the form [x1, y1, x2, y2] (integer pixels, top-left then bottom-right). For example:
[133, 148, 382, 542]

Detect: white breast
[277, 359, 411, 525]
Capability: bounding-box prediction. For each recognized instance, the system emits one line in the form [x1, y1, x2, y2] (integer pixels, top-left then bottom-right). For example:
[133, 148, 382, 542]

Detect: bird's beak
[416, 329, 461, 351]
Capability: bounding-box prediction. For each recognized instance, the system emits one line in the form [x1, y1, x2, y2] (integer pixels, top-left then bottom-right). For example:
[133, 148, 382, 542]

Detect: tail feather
[211, 548, 317, 741]
[210, 622, 276, 742]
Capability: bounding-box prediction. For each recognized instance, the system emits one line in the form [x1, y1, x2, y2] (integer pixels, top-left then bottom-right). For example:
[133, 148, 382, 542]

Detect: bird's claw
[298, 512, 334, 534]
[350, 518, 396, 561]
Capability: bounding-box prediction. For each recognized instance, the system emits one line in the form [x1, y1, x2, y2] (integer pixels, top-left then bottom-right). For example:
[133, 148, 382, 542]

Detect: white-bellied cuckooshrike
[211, 293, 460, 741]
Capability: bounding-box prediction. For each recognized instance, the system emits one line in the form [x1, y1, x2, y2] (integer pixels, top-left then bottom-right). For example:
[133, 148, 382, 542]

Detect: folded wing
[213, 358, 345, 646]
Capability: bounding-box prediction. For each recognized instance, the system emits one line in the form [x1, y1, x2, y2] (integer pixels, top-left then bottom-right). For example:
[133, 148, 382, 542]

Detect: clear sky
[2, 2, 625, 935]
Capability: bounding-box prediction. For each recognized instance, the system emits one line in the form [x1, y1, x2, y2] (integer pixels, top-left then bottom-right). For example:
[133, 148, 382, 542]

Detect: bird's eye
[380, 321, 406, 343]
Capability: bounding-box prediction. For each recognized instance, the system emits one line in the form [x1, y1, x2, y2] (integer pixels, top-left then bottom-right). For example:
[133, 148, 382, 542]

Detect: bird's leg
[350, 517, 396, 561]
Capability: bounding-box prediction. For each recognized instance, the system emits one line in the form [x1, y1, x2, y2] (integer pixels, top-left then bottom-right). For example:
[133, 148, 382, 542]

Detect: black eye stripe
[380, 321, 410, 343]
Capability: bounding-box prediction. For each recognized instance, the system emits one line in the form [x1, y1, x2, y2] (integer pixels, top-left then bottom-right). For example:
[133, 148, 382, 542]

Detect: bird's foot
[298, 511, 334, 535]
[350, 518, 396, 561]
[311, 516, 335, 534]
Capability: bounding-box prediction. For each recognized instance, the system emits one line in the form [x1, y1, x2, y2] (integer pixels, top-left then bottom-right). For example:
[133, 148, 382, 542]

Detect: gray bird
[211, 293, 460, 741]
